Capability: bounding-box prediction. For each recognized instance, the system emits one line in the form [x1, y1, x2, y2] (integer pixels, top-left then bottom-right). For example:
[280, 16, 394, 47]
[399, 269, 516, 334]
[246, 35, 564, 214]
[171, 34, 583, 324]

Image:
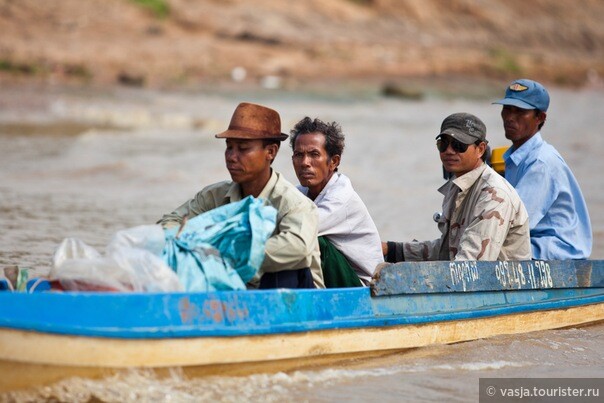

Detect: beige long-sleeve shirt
[389, 163, 531, 261]
[158, 170, 324, 288]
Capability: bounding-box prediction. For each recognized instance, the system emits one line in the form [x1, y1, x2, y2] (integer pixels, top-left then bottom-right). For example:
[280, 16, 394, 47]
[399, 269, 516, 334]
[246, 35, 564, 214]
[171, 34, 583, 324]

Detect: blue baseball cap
[492, 79, 550, 112]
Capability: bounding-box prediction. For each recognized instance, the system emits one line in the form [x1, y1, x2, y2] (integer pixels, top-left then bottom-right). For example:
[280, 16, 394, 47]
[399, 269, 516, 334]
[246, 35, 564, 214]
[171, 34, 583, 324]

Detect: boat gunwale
[1, 287, 603, 339]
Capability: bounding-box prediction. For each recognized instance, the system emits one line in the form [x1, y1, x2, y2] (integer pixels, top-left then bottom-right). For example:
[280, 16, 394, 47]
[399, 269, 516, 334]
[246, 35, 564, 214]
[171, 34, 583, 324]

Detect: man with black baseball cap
[493, 78, 592, 259]
[383, 112, 531, 262]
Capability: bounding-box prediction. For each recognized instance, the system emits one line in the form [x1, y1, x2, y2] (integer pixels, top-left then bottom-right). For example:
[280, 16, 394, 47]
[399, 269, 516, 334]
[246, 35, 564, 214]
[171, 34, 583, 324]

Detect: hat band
[229, 124, 280, 138]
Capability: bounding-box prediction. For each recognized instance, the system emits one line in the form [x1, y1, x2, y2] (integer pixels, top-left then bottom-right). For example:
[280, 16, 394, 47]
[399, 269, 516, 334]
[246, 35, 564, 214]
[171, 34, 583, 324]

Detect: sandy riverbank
[1, 0, 603, 90]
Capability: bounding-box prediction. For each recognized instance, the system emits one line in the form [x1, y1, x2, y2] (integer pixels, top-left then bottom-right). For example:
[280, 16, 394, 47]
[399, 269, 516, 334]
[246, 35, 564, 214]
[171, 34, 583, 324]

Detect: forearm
[384, 239, 442, 262]
[157, 208, 187, 229]
[261, 232, 318, 272]
[157, 194, 209, 228]
[384, 241, 405, 263]
[261, 207, 318, 273]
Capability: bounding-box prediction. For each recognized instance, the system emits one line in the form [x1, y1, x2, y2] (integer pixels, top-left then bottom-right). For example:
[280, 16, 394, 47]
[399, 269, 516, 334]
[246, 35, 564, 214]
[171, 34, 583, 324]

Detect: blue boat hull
[1, 287, 604, 339]
[0, 260, 603, 370]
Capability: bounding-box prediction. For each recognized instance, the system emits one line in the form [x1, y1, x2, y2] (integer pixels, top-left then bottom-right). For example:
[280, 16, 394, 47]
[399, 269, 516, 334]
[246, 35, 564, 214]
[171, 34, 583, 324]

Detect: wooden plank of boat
[0, 260, 602, 370]
[1, 300, 603, 370]
[372, 260, 604, 295]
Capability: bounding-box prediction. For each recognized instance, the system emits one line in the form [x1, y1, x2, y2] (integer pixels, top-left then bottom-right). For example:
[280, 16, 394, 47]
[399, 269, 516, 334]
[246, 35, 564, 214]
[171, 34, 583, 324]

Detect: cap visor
[492, 98, 537, 110]
[437, 129, 476, 144]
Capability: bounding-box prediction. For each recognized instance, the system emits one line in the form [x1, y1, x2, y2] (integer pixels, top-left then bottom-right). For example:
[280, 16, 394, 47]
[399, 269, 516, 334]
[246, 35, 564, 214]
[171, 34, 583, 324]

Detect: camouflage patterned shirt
[390, 163, 531, 261]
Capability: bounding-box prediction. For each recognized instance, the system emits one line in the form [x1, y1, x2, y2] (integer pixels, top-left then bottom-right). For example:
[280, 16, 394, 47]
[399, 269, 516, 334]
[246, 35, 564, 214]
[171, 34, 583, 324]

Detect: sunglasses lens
[452, 140, 469, 153]
[436, 139, 447, 152]
[437, 138, 469, 153]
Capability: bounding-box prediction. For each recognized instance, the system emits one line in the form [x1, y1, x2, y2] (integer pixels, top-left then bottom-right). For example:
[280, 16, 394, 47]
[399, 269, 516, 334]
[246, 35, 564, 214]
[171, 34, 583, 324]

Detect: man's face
[438, 135, 485, 177]
[292, 132, 338, 197]
[225, 139, 274, 185]
[501, 105, 545, 147]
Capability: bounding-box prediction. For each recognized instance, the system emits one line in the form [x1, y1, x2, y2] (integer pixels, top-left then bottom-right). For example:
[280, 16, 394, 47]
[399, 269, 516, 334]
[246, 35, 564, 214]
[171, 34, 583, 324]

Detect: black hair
[534, 109, 546, 130]
[289, 117, 345, 159]
[262, 138, 281, 165]
[262, 138, 281, 148]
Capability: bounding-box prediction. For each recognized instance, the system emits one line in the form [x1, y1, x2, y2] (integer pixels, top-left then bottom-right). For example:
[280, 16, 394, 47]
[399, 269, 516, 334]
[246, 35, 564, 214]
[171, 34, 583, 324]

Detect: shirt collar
[313, 173, 339, 203]
[258, 169, 279, 200]
[504, 132, 543, 166]
[224, 169, 278, 202]
[225, 181, 242, 202]
[439, 163, 487, 194]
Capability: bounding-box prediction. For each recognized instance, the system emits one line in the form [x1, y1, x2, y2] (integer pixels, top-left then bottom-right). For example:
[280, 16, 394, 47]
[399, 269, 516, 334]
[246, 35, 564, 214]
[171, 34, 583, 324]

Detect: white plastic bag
[51, 225, 182, 292]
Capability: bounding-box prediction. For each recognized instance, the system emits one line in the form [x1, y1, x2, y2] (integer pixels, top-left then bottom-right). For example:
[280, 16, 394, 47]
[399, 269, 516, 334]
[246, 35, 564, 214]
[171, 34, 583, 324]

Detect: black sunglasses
[436, 137, 474, 153]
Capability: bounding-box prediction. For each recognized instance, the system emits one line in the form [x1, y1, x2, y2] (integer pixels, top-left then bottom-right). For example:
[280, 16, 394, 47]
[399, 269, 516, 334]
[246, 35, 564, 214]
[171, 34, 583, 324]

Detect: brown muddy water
[0, 85, 603, 402]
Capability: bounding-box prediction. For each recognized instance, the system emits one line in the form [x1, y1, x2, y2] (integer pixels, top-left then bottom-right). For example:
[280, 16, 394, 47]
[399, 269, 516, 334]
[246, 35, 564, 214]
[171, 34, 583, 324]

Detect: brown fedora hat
[215, 102, 288, 141]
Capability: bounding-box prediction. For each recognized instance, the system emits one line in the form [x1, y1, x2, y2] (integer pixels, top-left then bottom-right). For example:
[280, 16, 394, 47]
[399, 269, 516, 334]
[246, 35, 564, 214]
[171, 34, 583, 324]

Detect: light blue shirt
[504, 133, 592, 259]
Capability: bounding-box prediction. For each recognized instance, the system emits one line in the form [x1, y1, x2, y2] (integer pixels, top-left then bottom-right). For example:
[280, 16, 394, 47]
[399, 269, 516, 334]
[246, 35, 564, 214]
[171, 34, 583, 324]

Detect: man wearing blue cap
[493, 79, 592, 260]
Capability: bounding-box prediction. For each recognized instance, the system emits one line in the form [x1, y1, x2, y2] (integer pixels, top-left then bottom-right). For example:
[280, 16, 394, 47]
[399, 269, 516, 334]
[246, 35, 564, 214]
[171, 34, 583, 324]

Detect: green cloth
[318, 236, 363, 288]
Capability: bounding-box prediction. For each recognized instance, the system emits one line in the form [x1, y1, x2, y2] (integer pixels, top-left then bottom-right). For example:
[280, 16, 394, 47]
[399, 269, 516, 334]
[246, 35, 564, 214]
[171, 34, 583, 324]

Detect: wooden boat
[1, 260, 603, 391]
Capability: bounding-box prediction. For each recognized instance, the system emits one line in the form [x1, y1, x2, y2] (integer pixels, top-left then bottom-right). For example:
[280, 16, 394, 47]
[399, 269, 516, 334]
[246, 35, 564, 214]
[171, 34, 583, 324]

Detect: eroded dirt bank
[1, 0, 603, 89]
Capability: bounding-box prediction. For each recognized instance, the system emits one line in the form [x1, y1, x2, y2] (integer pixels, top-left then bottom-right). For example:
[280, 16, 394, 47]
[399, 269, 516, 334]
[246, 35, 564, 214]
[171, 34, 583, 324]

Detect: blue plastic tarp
[162, 196, 277, 291]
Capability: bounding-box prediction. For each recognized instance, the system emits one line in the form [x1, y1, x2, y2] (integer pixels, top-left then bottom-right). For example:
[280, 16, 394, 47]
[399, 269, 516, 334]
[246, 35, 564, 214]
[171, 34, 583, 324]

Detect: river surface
[1, 84, 603, 401]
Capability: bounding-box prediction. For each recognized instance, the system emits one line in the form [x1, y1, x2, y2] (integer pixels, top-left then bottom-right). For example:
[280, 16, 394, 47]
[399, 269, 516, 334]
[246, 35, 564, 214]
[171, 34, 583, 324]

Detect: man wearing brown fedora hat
[159, 102, 324, 289]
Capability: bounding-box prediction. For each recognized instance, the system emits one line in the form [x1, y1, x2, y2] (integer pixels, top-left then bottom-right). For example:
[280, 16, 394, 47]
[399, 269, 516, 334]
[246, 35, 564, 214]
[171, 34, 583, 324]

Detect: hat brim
[215, 130, 289, 141]
[436, 129, 481, 145]
[492, 98, 537, 110]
